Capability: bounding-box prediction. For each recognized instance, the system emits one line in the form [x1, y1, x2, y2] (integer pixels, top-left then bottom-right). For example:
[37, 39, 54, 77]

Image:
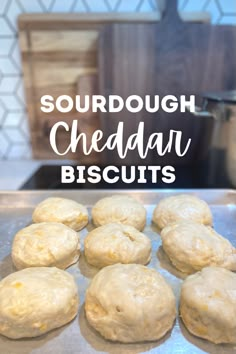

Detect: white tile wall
[0, 1, 9, 15]
[0, 0, 235, 160]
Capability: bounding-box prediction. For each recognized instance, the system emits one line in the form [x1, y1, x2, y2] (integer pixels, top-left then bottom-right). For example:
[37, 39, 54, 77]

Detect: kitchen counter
[0, 160, 73, 190]
[0, 161, 40, 190]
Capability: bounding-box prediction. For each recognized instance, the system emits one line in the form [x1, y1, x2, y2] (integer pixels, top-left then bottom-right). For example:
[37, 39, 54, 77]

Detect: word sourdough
[41, 94, 195, 113]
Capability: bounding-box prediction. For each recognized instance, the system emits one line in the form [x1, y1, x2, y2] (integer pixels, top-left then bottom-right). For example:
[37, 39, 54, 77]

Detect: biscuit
[85, 263, 176, 343]
[12, 222, 80, 270]
[32, 197, 88, 231]
[0, 267, 79, 339]
[84, 223, 151, 268]
[92, 195, 146, 231]
[161, 222, 236, 274]
[152, 194, 212, 229]
[180, 267, 236, 344]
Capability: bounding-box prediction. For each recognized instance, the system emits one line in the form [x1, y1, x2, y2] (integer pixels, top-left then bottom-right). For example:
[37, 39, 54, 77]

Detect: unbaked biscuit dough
[161, 222, 236, 274]
[152, 194, 212, 229]
[85, 263, 176, 343]
[180, 267, 236, 344]
[0, 267, 79, 339]
[84, 223, 151, 268]
[32, 197, 88, 231]
[12, 222, 80, 270]
[92, 195, 146, 231]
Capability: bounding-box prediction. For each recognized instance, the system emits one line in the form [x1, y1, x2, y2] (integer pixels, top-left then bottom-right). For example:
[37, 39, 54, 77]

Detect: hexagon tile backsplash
[0, 0, 235, 160]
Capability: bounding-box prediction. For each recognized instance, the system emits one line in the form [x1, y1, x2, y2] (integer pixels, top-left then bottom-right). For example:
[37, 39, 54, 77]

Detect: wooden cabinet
[18, 13, 159, 161]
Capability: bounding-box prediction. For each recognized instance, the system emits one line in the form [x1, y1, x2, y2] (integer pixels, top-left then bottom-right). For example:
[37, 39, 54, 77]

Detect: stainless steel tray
[0, 189, 236, 354]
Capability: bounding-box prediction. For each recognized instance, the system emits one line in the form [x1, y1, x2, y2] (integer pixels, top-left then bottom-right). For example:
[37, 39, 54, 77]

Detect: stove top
[20, 151, 233, 190]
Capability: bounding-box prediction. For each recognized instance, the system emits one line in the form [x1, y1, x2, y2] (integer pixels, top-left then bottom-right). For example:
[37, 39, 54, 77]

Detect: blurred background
[0, 0, 236, 189]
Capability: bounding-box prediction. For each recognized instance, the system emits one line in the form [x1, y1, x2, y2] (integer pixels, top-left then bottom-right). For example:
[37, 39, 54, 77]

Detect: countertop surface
[0, 160, 73, 190]
[0, 161, 40, 190]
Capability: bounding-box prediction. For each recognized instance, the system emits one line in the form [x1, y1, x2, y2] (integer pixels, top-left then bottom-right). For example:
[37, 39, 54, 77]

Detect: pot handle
[186, 104, 214, 118]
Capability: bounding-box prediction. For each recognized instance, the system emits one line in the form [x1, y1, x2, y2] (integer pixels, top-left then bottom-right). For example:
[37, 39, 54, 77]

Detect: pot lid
[202, 90, 236, 103]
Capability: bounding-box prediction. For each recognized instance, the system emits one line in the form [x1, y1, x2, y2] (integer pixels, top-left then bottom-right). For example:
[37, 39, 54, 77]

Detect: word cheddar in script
[50, 121, 191, 159]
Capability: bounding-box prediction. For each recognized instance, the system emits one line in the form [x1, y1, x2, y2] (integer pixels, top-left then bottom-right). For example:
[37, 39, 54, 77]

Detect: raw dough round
[12, 222, 80, 270]
[85, 263, 176, 343]
[92, 195, 146, 231]
[32, 197, 88, 231]
[161, 222, 236, 274]
[180, 267, 236, 344]
[84, 223, 151, 268]
[0, 267, 79, 339]
[152, 194, 212, 229]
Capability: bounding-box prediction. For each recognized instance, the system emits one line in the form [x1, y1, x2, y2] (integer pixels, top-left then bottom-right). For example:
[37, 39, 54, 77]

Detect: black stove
[20, 150, 233, 190]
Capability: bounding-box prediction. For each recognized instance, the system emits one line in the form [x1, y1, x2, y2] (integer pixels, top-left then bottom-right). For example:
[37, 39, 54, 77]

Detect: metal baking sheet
[0, 189, 236, 354]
